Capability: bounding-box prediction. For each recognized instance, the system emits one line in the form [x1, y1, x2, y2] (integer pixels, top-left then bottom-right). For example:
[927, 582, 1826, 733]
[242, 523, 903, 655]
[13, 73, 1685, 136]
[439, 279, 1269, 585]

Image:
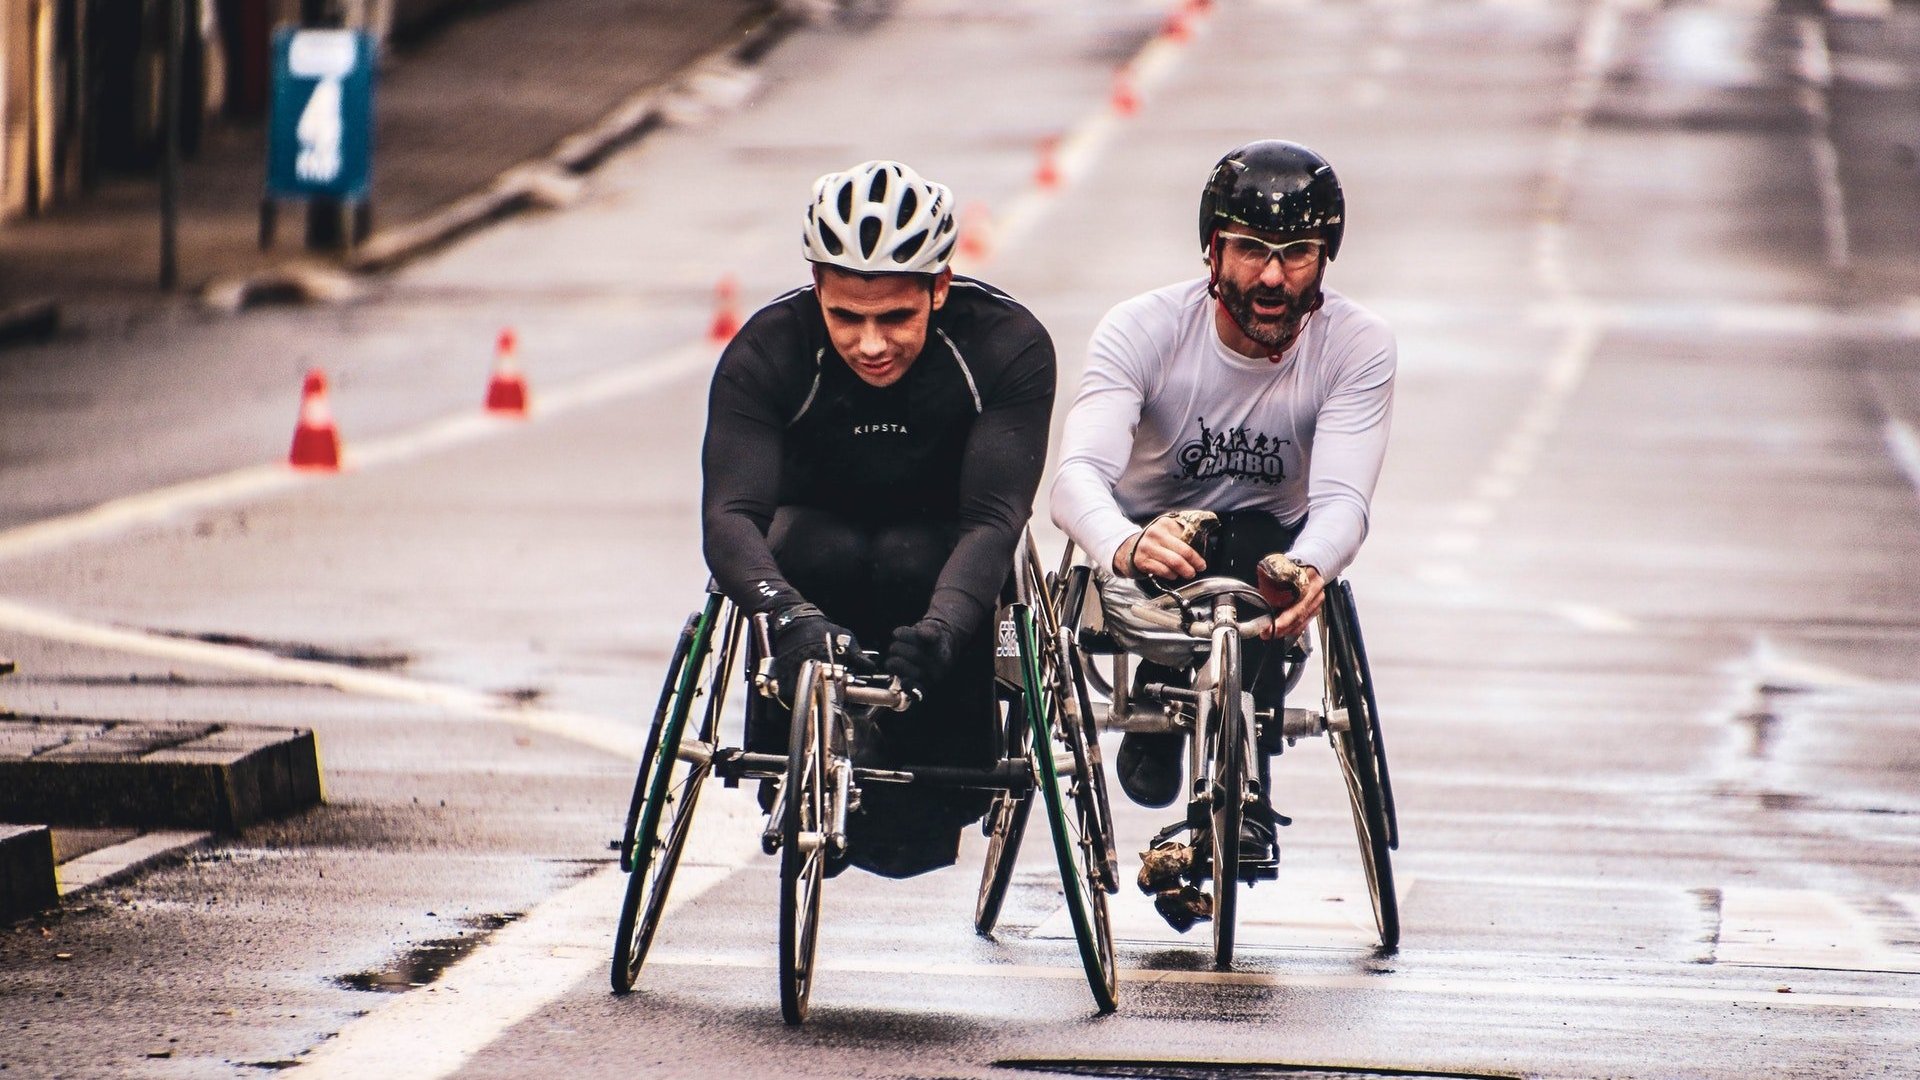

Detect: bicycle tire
[1325, 591, 1400, 950]
[975, 693, 1035, 935]
[1209, 627, 1245, 971]
[1020, 603, 1119, 1013]
[778, 664, 828, 1024]
[612, 595, 728, 994]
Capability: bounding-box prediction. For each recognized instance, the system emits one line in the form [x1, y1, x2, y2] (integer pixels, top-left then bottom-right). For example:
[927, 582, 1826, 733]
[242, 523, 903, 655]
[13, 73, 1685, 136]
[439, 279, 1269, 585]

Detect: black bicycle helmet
[1198, 140, 1344, 260]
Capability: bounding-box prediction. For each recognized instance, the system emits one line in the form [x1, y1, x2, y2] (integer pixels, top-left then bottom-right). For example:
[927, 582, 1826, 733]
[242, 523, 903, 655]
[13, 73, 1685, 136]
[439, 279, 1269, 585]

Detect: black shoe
[1116, 730, 1184, 808]
[1238, 804, 1280, 864]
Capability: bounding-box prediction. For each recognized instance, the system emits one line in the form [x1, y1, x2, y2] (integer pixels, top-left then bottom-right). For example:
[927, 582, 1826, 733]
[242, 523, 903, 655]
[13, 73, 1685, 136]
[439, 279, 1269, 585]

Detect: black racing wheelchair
[610, 531, 1120, 1021]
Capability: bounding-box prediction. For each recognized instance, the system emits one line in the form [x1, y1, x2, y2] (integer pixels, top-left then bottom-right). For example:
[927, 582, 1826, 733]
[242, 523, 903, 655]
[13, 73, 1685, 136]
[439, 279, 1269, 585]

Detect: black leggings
[752, 506, 999, 877]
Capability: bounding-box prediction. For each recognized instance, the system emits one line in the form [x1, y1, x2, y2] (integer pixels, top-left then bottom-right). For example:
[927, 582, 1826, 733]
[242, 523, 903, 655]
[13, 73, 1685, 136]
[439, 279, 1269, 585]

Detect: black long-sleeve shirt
[701, 277, 1056, 643]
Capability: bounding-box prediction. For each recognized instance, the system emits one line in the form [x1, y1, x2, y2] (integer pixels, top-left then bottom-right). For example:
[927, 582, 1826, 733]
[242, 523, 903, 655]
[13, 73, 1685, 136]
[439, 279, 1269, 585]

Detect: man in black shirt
[701, 160, 1056, 878]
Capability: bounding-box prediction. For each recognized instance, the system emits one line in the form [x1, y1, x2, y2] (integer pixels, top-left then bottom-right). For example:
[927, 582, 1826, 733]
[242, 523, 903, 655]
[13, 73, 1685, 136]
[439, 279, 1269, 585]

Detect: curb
[0, 824, 58, 922]
[0, 718, 324, 832]
[202, 3, 804, 311]
[0, 301, 59, 348]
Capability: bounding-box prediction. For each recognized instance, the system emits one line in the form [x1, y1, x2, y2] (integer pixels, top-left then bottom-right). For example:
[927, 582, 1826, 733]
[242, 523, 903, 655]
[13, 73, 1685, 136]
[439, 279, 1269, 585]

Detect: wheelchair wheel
[1053, 563, 1119, 891]
[1018, 601, 1119, 1013]
[975, 693, 1034, 935]
[612, 595, 737, 994]
[1206, 628, 1246, 971]
[1324, 582, 1400, 951]
[779, 663, 831, 1024]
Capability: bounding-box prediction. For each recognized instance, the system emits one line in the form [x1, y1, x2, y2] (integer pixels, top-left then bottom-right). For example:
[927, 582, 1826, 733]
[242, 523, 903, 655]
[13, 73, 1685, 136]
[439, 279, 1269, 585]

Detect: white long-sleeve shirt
[1050, 278, 1396, 579]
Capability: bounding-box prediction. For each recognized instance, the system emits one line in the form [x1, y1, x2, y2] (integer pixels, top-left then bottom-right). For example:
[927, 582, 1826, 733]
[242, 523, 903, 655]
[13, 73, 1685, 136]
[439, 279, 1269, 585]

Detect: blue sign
[267, 28, 375, 200]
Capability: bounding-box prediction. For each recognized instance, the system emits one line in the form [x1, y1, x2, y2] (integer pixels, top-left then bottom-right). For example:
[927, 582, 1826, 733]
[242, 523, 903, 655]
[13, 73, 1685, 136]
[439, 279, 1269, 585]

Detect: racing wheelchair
[610, 532, 1120, 1021]
[1057, 548, 1399, 969]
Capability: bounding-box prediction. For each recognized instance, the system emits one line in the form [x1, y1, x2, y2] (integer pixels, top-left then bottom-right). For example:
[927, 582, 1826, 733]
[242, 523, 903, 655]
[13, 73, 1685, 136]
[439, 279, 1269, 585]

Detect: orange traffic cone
[1035, 136, 1061, 190]
[1187, 0, 1212, 13]
[1162, 9, 1192, 41]
[1112, 69, 1140, 116]
[708, 275, 741, 343]
[958, 202, 995, 262]
[485, 328, 529, 416]
[288, 368, 341, 471]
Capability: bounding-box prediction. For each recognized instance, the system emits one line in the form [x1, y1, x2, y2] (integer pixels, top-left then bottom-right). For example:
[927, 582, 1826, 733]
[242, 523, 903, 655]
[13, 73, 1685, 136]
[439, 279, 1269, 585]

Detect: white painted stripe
[955, 19, 1196, 268]
[1553, 603, 1639, 633]
[0, 344, 712, 566]
[643, 951, 1920, 1012]
[1827, 0, 1892, 17]
[1883, 417, 1920, 501]
[283, 807, 760, 1077]
[0, 598, 645, 761]
[55, 830, 210, 896]
[1795, 17, 1851, 271]
[1718, 887, 1920, 973]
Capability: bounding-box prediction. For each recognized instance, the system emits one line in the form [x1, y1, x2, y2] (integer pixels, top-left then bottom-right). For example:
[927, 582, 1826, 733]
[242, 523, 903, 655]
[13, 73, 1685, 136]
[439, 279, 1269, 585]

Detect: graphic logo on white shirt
[1177, 417, 1290, 484]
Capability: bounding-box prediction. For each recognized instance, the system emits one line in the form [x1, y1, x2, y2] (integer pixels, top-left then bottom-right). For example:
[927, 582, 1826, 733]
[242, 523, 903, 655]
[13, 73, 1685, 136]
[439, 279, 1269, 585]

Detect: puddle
[337, 913, 520, 992]
[150, 630, 410, 670]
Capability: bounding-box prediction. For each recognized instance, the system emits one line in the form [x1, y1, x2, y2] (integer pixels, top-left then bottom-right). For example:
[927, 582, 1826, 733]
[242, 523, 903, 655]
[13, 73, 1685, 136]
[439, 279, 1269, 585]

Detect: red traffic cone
[1162, 9, 1192, 41]
[1187, 0, 1212, 13]
[485, 328, 529, 416]
[1035, 136, 1062, 190]
[958, 202, 995, 262]
[708, 275, 741, 343]
[288, 368, 341, 471]
[1112, 69, 1140, 116]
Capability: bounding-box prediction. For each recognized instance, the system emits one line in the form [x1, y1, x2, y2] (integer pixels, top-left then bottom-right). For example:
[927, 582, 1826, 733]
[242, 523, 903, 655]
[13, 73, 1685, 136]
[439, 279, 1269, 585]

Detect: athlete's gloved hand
[772, 603, 874, 701]
[884, 619, 957, 702]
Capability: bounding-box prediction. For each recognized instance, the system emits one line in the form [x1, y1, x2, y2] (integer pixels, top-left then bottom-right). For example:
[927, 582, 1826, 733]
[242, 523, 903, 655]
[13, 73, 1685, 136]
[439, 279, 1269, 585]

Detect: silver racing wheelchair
[1057, 547, 1399, 969]
[610, 531, 1120, 1020]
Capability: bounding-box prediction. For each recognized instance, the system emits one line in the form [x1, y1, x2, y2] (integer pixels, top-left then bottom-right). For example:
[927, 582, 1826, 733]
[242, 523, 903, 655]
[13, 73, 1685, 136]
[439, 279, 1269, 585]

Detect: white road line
[0, 597, 645, 760]
[1883, 417, 1920, 502]
[1718, 887, 1920, 974]
[958, 12, 1202, 266]
[1795, 16, 1852, 271]
[282, 805, 760, 1077]
[1827, 0, 1892, 17]
[1552, 603, 1639, 633]
[643, 951, 1920, 1012]
[0, 343, 713, 567]
[55, 830, 211, 896]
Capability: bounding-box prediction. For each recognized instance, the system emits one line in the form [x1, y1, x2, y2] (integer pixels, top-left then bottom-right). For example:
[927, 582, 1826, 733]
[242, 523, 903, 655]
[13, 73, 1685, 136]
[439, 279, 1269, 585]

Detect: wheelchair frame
[1059, 552, 1400, 966]
[610, 532, 1120, 1021]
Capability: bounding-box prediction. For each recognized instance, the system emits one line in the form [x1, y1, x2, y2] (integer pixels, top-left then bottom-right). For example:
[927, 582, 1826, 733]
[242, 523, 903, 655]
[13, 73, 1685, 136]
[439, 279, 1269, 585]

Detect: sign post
[263, 27, 375, 251]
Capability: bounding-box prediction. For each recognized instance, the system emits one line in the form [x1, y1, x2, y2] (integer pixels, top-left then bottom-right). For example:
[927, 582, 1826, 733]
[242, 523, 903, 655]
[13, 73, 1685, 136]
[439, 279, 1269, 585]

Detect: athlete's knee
[769, 506, 872, 594]
[869, 521, 955, 595]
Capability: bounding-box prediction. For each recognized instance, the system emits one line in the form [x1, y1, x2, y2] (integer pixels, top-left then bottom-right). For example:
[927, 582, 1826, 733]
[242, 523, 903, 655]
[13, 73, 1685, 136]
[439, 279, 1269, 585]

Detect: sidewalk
[0, 0, 785, 338]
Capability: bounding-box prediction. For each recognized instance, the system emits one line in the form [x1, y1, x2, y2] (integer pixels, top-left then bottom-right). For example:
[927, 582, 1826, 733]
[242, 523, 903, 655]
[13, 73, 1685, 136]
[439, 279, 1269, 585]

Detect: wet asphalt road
[3, 1, 1919, 1077]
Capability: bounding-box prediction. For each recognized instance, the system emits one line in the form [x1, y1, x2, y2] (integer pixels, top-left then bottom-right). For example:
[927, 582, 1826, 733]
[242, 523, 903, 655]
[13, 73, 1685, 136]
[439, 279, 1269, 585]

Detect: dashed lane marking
[0, 343, 713, 567]
[1717, 887, 1920, 974]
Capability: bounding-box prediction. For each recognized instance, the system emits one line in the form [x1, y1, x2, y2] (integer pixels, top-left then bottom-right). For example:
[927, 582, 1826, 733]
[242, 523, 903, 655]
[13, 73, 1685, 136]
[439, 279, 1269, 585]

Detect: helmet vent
[868, 169, 890, 204]
[892, 229, 927, 264]
[836, 181, 855, 222]
[859, 216, 883, 258]
[896, 188, 919, 229]
[816, 222, 843, 257]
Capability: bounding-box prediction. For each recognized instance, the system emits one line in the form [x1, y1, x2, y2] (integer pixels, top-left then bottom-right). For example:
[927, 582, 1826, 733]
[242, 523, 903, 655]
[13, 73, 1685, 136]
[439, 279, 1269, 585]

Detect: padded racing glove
[772, 603, 874, 701]
[883, 619, 958, 701]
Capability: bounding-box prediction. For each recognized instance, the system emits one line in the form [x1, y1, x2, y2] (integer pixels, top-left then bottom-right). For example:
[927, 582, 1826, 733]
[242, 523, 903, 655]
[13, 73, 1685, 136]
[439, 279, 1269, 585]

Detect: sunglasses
[1217, 232, 1327, 270]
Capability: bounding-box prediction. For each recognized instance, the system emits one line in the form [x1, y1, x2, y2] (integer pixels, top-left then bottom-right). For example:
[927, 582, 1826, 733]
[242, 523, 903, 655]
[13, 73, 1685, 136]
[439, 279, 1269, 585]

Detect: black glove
[772, 603, 873, 700]
[884, 619, 957, 701]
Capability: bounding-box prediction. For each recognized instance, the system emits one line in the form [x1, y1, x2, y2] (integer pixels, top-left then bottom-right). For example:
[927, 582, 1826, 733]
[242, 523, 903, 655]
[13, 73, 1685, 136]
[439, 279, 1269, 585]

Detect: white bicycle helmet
[803, 160, 957, 275]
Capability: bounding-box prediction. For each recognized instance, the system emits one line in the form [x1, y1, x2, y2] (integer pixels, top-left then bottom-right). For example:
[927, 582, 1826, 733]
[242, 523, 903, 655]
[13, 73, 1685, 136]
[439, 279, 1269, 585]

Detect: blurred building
[0, 0, 465, 223]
